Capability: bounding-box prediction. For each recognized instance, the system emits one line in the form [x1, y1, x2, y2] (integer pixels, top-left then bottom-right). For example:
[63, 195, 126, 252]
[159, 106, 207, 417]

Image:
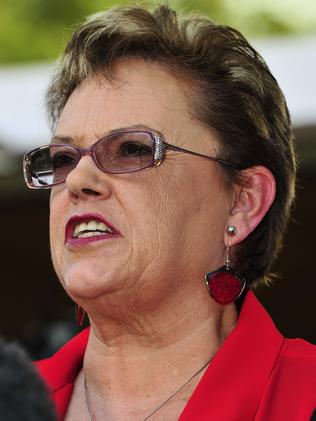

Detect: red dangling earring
[204, 226, 246, 305]
[75, 304, 86, 326]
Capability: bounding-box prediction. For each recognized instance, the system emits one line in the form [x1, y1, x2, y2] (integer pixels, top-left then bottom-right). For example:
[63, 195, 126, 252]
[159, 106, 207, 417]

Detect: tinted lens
[25, 145, 78, 188]
[94, 131, 154, 173]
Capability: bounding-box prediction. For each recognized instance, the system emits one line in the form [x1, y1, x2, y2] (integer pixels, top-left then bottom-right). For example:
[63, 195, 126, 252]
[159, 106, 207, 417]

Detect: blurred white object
[0, 36, 315, 153]
[253, 36, 316, 128]
[0, 63, 53, 153]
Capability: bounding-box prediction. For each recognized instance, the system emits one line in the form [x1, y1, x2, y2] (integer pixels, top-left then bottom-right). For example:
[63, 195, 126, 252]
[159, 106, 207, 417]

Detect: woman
[23, 4, 316, 420]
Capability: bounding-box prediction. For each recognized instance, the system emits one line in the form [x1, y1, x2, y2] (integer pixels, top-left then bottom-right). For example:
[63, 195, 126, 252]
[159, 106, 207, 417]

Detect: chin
[60, 262, 121, 300]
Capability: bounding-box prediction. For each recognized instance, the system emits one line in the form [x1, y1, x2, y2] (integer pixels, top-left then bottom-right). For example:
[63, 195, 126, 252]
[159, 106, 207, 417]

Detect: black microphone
[0, 338, 56, 421]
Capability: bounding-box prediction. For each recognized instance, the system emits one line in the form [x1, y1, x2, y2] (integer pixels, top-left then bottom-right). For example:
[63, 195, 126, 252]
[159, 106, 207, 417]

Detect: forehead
[55, 60, 217, 153]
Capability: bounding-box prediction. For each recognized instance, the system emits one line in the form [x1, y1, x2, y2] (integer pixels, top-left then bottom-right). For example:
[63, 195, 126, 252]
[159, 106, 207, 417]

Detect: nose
[65, 155, 111, 201]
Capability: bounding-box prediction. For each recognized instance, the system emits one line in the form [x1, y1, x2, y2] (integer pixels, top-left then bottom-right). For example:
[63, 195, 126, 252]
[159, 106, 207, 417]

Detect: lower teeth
[76, 231, 105, 238]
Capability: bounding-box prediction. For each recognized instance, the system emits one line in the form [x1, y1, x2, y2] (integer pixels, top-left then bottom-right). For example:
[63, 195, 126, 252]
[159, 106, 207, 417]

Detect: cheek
[163, 162, 229, 257]
[49, 190, 67, 277]
[126, 162, 228, 264]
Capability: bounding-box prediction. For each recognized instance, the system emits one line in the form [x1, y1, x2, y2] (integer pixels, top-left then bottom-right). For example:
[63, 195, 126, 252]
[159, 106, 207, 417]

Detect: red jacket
[36, 291, 316, 420]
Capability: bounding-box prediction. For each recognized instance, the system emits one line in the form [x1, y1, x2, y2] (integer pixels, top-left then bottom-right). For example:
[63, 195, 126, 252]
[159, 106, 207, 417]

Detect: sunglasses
[23, 129, 241, 189]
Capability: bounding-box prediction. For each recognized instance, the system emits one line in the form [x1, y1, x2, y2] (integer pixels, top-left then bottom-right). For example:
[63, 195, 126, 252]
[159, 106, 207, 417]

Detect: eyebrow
[51, 124, 159, 145]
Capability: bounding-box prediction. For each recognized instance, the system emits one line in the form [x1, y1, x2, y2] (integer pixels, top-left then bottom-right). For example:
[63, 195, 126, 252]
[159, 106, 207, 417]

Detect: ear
[225, 166, 276, 245]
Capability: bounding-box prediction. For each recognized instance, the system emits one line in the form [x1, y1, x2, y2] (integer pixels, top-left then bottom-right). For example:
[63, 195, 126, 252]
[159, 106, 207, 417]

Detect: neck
[80, 278, 238, 419]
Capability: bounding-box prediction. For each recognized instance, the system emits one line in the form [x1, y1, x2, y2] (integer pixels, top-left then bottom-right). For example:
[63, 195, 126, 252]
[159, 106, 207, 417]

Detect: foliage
[0, 0, 315, 63]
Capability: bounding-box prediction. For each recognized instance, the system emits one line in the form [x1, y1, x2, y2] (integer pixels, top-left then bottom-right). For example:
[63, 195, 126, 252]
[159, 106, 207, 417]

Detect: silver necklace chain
[84, 356, 213, 421]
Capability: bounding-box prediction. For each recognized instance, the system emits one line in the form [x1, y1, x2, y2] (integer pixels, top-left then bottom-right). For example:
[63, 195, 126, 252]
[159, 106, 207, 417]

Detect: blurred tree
[0, 0, 315, 63]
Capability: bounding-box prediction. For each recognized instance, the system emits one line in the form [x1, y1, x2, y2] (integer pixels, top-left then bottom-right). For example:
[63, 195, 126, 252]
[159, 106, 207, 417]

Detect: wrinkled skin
[50, 60, 231, 317]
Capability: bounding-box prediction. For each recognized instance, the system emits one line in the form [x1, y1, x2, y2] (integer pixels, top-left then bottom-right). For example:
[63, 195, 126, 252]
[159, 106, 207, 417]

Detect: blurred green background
[1, 0, 316, 63]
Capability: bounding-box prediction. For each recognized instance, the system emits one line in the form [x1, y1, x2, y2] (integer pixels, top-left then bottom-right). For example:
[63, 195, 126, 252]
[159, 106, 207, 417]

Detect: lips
[65, 213, 121, 247]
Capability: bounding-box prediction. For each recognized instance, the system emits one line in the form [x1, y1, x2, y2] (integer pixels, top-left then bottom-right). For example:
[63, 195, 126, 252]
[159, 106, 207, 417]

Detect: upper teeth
[73, 220, 112, 238]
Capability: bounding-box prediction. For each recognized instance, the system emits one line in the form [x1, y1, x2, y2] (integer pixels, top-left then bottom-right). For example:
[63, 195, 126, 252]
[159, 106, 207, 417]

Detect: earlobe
[226, 166, 276, 245]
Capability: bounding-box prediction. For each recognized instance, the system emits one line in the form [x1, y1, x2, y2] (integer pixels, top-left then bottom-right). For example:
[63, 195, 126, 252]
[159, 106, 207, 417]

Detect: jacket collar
[37, 291, 285, 420]
[179, 290, 285, 419]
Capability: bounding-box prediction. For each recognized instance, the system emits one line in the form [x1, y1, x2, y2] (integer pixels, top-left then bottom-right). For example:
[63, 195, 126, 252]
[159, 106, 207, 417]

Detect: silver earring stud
[226, 225, 237, 236]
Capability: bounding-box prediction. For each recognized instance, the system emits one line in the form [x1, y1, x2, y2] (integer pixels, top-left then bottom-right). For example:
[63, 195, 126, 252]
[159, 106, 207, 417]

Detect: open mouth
[73, 220, 113, 238]
[65, 213, 120, 245]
